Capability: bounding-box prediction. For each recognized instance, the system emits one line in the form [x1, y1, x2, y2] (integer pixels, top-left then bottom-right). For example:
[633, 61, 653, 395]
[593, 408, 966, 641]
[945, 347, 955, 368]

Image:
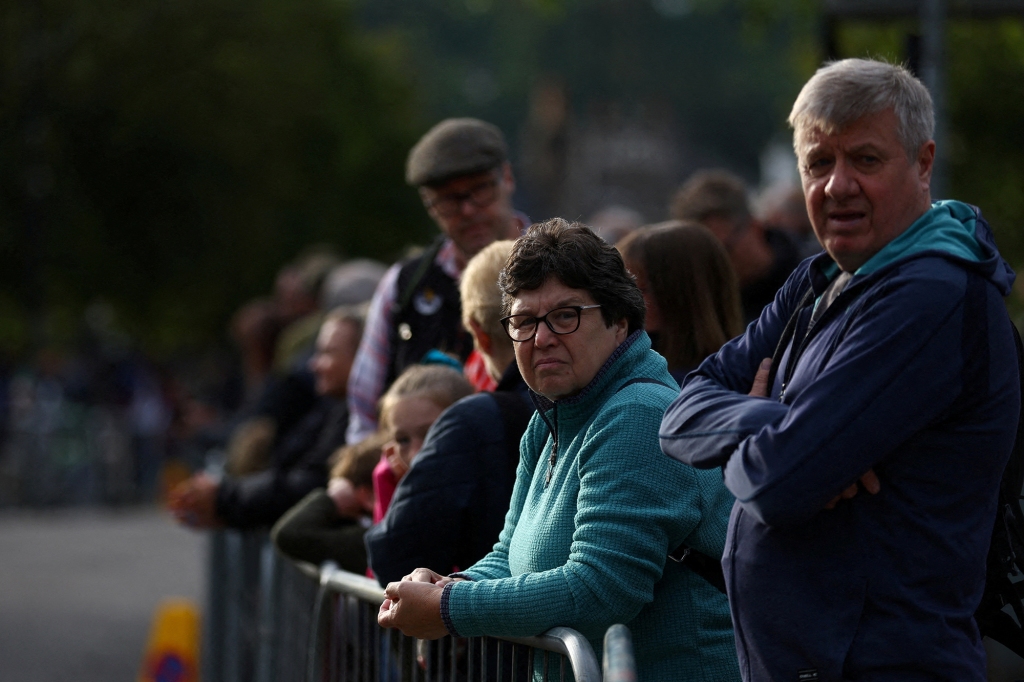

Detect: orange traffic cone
[138, 597, 201, 682]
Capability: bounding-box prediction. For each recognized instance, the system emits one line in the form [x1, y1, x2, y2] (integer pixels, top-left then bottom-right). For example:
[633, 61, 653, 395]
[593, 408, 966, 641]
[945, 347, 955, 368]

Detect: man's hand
[377, 580, 448, 639]
[748, 358, 772, 398]
[167, 473, 222, 529]
[824, 470, 881, 510]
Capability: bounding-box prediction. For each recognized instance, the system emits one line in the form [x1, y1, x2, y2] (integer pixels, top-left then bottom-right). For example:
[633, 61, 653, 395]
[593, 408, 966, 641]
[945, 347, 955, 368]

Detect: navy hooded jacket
[660, 201, 1020, 681]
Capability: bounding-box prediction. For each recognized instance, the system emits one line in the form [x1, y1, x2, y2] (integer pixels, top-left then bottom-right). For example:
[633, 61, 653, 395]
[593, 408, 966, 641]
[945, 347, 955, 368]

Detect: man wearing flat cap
[346, 118, 528, 443]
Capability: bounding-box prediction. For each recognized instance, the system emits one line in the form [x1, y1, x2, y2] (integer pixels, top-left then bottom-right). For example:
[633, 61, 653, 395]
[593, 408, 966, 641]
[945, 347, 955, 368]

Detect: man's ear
[467, 318, 492, 355]
[917, 140, 936, 188]
[500, 161, 515, 193]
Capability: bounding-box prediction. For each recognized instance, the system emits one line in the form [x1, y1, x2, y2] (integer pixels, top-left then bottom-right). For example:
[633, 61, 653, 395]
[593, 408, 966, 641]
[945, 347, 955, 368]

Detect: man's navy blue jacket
[660, 201, 1020, 681]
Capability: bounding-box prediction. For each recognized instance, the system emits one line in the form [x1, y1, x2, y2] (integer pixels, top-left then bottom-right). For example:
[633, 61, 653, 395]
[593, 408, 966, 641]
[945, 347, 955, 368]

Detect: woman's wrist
[439, 581, 461, 637]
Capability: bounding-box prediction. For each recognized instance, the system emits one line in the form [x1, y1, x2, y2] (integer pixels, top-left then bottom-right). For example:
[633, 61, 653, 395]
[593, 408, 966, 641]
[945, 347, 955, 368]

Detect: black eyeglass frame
[422, 177, 500, 218]
[499, 305, 603, 343]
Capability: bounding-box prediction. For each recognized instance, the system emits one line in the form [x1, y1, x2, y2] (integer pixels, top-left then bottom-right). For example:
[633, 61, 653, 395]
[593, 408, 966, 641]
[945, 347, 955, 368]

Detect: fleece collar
[856, 200, 984, 275]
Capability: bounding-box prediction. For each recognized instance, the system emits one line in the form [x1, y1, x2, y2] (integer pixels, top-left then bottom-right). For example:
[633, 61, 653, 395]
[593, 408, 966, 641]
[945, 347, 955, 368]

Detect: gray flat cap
[406, 118, 508, 187]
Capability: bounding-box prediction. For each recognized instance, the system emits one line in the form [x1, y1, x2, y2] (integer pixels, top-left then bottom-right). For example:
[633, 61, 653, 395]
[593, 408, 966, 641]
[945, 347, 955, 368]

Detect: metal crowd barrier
[310, 562, 602, 682]
[203, 529, 319, 682]
[202, 528, 625, 682]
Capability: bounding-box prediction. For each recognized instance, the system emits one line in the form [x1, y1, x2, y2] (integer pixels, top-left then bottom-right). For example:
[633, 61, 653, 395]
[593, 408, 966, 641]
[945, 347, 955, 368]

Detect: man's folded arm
[724, 279, 966, 527]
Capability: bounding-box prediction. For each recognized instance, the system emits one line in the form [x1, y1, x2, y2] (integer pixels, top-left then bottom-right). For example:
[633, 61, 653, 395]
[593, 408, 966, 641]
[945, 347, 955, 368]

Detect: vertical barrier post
[602, 624, 636, 682]
[202, 530, 228, 682]
[254, 540, 281, 682]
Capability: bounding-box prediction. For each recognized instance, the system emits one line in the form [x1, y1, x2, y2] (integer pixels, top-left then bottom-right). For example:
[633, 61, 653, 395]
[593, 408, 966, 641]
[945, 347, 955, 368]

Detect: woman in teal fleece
[378, 219, 739, 681]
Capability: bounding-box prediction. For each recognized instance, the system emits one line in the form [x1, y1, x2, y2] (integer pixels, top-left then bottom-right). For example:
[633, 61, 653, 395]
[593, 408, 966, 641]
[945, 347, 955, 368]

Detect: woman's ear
[615, 316, 628, 342]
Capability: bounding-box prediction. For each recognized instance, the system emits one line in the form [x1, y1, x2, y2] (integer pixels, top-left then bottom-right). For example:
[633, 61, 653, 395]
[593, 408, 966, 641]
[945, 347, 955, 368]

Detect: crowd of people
[167, 58, 1021, 682]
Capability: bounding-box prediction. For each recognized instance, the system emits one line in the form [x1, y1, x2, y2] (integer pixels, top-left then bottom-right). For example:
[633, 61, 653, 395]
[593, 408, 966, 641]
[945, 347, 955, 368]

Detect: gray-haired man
[661, 59, 1020, 680]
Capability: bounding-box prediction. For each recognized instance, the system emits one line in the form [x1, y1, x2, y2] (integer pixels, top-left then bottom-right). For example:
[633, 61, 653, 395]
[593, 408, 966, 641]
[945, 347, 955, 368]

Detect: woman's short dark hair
[499, 218, 645, 334]
[617, 220, 743, 372]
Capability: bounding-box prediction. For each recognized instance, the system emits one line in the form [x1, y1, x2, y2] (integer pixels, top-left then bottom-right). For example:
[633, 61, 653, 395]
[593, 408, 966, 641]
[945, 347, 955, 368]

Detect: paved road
[0, 507, 205, 682]
[3, 507, 1023, 682]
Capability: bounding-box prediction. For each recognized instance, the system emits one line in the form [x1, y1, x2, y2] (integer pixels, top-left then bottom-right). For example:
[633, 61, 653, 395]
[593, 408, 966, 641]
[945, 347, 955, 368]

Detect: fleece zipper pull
[545, 434, 558, 485]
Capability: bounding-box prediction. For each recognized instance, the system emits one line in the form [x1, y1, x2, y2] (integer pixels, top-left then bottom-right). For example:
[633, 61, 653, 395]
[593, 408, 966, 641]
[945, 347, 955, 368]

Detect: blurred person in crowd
[377, 220, 739, 681]
[366, 240, 534, 586]
[617, 221, 743, 382]
[270, 432, 386, 572]
[224, 255, 382, 476]
[347, 118, 529, 445]
[368, 364, 473, 528]
[128, 359, 173, 501]
[671, 169, 803, 323]
[230, 298, 284, 409]
[660, 58, 1019, 680]
[321, 259, 389, 311]
[755, 182, 822, 259]
[587, 204, 644, 244]
[168, 306, 363, 529]
[271, 250, 340, 373]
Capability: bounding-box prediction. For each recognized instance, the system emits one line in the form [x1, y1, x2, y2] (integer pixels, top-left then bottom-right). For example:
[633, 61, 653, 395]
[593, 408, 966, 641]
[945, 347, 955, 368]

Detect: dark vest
[384, 239, 472, 388]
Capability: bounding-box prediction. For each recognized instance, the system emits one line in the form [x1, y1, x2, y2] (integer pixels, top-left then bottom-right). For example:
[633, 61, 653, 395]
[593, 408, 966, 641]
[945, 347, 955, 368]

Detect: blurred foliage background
[2, 0, 1022, 359]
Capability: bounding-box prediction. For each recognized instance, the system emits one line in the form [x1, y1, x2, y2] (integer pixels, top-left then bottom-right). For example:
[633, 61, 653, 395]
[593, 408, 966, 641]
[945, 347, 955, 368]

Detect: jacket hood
[828, 201, 1015, 296]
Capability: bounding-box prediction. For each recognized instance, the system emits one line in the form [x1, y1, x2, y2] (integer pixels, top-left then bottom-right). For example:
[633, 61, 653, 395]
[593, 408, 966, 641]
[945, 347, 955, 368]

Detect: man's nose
[458, 196, 479, 216]
[825, 158, 860, 200]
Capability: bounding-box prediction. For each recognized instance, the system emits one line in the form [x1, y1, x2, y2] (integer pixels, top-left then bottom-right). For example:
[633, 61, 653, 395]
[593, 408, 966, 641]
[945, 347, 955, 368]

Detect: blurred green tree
[834, 17, 1024, 315]
[0, 0, 427, 355]
[355, 0, 807, 207]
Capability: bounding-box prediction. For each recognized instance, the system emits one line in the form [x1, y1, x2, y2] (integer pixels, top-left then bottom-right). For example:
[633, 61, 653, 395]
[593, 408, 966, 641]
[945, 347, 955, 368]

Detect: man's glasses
[423, 178, 499, 218]
[500, 305, 602, 343]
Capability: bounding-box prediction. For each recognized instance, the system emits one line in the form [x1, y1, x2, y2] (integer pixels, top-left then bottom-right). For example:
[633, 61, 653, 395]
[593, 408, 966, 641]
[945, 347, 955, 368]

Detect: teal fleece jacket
[442, 331, 739, 681]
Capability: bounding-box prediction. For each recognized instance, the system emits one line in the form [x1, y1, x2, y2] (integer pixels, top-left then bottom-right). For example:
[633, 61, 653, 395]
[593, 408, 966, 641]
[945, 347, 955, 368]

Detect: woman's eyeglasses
[500, 305, 602, 342]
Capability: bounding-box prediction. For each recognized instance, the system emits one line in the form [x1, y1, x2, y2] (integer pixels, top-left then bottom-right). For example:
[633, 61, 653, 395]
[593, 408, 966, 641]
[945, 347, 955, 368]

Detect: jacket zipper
[545, 404, 558, 486]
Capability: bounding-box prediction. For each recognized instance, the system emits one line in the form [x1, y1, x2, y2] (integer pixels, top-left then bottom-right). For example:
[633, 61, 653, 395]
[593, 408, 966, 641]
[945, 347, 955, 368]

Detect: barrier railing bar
[602, 624, 636, 682]
[313, 563, 601, 682]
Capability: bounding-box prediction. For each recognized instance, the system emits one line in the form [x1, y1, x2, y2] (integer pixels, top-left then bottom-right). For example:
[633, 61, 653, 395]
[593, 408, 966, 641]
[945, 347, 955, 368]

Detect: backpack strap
[395, 236, 447, 314]
[668, 544, 728, 593]
[765, 285, 817, 399]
